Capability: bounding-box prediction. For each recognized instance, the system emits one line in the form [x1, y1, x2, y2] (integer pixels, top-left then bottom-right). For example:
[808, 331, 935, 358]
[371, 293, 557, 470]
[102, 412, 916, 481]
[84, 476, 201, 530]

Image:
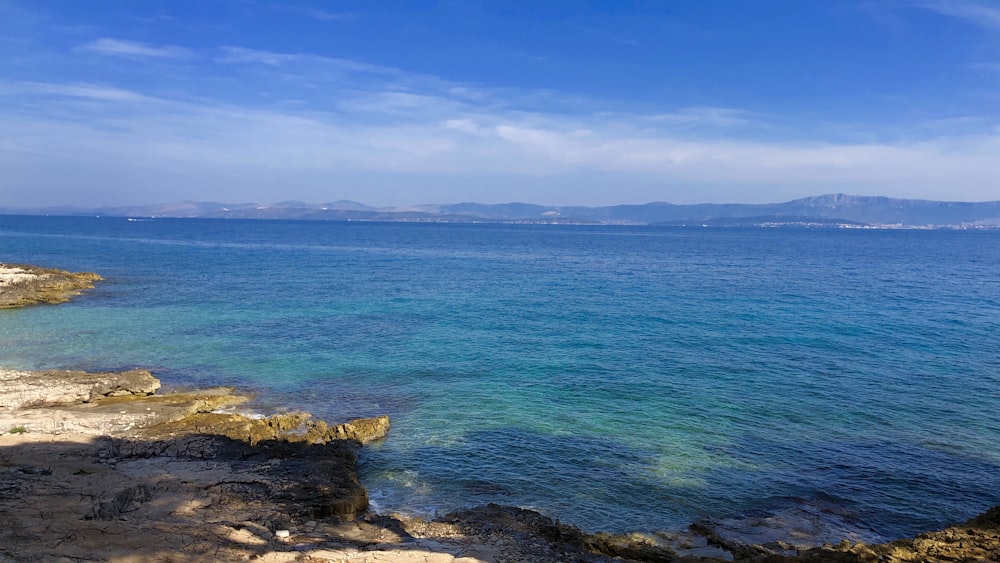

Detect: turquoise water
[2, 215, 998, 541]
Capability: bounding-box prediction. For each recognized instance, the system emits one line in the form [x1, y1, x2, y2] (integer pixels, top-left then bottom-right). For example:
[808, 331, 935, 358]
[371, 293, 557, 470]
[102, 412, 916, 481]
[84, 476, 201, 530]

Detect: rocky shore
[0, 367, 690, 562]
[4, 372, 999, 563]
[2, 266, 998, 562]
[0, 263, 103, 309]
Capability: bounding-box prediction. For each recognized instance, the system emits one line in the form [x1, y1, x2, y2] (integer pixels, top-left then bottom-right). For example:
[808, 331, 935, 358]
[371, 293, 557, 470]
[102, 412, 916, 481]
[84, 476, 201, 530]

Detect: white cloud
[443, 118, 487, 135]
[284, 7, 350, 21]
[8, 81, 153, 102]
[4, 39, 1000, 206]
[4, 86, 1000, 205]
[215, 45, 297, 66]
[81, 38, 193, 59]
[216, 46, 398, 76]
[644, 107, 752, 128]
[337, 91, 465, 119]
[920, 1, 1000, 29]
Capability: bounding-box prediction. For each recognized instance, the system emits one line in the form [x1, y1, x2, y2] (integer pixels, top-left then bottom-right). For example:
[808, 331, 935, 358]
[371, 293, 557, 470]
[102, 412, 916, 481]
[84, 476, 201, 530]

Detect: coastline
[0, 263, 103, 309]
[2, 266, 998, 562]
[0, 366, 690, 562]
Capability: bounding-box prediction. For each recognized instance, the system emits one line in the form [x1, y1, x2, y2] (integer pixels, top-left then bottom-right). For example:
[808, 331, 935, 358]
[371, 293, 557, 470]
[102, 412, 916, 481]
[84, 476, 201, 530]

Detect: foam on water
[2, 215, 998, 543]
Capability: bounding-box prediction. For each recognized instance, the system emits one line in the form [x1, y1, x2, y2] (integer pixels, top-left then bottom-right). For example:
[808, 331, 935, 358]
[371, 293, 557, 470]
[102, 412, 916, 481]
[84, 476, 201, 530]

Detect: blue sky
[2, 1, 999, 207]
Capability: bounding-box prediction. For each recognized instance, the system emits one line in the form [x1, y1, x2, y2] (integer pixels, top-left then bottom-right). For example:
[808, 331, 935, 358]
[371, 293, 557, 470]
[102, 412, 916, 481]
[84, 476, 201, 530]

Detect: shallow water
[2, 215, 998, 541]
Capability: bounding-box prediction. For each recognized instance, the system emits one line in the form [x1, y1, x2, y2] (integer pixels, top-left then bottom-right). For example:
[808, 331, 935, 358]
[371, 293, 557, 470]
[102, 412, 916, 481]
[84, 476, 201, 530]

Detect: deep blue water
[2, 215, 998, 542]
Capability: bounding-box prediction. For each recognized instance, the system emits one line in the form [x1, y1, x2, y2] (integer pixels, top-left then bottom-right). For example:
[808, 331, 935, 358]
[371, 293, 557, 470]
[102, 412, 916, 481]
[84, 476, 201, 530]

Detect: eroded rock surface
[0, 367, 402, 562]
[690, 507, 1000, 563]
[795, 506, 1000, 562]
[0, 367, 160, 410]
[0, 263, 102, 308]
[1, 366, 998, 562]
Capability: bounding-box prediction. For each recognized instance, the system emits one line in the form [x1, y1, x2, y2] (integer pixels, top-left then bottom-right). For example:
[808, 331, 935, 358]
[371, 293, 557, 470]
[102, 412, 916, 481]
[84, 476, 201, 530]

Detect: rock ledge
[0, 263, 102, 308]
[2, 368, 999, 562]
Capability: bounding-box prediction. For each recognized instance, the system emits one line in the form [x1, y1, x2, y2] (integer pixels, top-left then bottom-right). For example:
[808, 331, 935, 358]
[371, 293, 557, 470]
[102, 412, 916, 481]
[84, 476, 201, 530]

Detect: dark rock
[446, 503, 679, 561]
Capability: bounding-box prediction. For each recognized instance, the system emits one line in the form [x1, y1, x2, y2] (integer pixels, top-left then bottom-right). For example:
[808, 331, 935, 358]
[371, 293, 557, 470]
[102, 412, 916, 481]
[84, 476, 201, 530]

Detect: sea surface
[2, 215, 999, 543]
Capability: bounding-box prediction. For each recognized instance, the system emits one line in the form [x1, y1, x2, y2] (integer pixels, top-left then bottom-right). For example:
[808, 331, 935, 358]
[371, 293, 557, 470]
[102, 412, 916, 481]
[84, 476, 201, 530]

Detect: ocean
[2, 215, 998, 543]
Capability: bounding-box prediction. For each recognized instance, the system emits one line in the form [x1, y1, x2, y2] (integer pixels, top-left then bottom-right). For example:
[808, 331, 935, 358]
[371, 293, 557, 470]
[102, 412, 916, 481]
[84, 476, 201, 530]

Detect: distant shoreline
[4, 212, 1000, 232]
[3, 193, 1000, 228]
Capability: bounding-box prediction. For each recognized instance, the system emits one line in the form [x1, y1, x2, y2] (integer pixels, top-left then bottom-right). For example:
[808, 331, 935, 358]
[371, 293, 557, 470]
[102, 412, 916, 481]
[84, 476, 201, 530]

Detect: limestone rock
[0, 263, 102, 309]
[0, 368, 160, 411]
[304, 415, 393, 445]
[3, 364, 997, 562]
[0, 365, 404, 562]
[142, 412, 390, 447]
[4, 386, 250, 435]
[328, 415, 392, 444]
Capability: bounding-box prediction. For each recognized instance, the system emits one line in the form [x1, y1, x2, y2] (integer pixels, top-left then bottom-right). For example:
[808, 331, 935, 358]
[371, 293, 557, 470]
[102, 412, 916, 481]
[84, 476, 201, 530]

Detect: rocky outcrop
[441, 504, 681, 562]
[686, 506, 1000, 563]
[0, 368, 253, 435]
[435, 504, 998, 562]
[884, 505, 1000, 562]
[0, 368, 160, 410]
[0, 263, 102, 308]
[2, 366, 999, 562]
[783, 505, 1000, 562]
[140, 411, 392, 446]
[0, 367, 403, 561]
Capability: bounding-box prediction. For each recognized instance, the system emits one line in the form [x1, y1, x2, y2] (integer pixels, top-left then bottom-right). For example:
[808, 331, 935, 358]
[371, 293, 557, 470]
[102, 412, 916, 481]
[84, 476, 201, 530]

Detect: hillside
[3, 194, 999, 228]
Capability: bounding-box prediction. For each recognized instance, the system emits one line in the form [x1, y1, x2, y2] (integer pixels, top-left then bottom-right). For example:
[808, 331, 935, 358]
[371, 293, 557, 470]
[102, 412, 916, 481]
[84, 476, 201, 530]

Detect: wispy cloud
[248, 1, 353, 22]
[216, 46, 396, 75]
[4, 38, 1000, 206]
[919, 1, 1000, 29]
[215, 45, 299, 66]
[283, 6, 351, 22]
[970, 61, 1000, 72]
[211, 46, 502, 116]
[643, 107, 752, 128]
[81, 38, 194, 59]
[482, 42, 549, 63]
[577, 25, 641, 47]
[4, 77, 1000, 205]
[1, 81, 154, 102]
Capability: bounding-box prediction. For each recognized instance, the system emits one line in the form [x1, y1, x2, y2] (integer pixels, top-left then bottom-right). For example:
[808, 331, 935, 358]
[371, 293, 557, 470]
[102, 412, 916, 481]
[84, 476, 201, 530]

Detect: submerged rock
[441, 503, 679, 562]
[0, 263, 102, 309]
[690, 505, 1000, 562]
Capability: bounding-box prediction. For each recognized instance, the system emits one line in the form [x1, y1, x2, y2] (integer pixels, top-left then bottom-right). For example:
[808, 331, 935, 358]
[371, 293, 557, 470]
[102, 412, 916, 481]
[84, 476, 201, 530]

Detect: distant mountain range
[3, 194, 1000, 228]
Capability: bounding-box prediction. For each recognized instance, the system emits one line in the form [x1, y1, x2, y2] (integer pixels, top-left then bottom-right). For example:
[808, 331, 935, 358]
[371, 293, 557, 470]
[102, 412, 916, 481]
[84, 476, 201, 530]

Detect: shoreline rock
[0, 367, 398, 561]
[0, 366, 686, 562]
[2, 367, 999, 562]
[0, 263, 103, 309]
